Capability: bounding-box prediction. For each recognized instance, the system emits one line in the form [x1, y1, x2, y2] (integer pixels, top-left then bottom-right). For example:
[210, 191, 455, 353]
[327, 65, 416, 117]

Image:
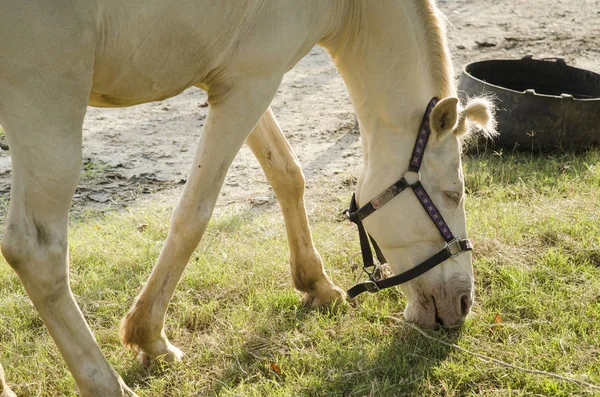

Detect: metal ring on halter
[402, 170, 422, 187]
[444, 238, 463, 258]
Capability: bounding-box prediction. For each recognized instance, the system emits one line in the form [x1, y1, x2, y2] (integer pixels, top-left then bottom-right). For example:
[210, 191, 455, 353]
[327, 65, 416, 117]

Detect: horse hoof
[302, 284, 346, 308]
[137, 342, 184, 368]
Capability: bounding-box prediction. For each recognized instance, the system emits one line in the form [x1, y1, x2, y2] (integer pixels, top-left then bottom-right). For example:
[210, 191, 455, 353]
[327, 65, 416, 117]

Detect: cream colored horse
[0, 0, 493, 395]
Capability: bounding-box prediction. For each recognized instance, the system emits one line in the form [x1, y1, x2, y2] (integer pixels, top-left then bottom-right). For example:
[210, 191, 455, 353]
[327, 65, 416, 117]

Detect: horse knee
[1, 220, 69, 301]
[169, 202, 213, 248]
[284, 160, 305, 192]
[268, 155, 306, 197]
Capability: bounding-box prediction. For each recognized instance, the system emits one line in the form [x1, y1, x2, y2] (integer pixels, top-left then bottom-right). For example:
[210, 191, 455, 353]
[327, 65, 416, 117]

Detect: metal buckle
[363, 280, 380, 293]
[364, 262, 388, 281]
[402, 170, 422, 187]
[444, 238, 462, 258]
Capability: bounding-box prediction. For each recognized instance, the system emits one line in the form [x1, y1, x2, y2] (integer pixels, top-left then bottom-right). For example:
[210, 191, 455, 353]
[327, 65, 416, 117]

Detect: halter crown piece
[345, 98, 473, 298]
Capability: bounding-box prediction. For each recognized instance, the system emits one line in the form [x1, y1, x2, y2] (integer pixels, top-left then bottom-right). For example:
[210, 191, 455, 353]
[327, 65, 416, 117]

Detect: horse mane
[413, 0, 455, 99]
[413, 1, 498, 145]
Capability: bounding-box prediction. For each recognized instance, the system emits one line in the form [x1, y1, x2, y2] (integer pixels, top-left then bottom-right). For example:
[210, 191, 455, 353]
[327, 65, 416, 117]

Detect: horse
[0, 0, 494, 395]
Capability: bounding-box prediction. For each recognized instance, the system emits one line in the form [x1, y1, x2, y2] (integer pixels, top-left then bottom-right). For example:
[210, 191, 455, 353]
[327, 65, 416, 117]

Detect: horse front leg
[120, 76, 283, 364]
[246, 108, 345, 306]
[0, 69, 136, 396]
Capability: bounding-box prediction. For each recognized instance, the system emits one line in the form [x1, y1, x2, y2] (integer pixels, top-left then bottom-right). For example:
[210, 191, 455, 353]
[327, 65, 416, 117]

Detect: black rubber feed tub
[458, 56, 600, 152]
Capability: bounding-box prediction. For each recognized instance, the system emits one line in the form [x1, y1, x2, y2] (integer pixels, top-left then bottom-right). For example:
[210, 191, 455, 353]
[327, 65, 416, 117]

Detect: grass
[1, 149, 599, 396]
[81, 159, 112, 180]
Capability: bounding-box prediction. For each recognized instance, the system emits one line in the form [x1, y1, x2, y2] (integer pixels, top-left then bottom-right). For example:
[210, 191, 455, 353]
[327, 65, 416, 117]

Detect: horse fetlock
[120, 304, 183, 365]
[120, 302, 160, 351]
[290, 250, 326, 285]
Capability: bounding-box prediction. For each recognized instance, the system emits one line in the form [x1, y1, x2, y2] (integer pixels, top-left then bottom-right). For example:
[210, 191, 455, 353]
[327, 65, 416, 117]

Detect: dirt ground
[0, 0, 597, 214]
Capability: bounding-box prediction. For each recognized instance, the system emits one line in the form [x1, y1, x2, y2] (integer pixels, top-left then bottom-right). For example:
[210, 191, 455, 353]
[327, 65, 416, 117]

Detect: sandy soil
[0, 0, 597, 214]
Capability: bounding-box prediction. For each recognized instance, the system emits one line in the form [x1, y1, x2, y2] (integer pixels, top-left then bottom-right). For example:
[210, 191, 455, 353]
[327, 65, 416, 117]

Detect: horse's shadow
[296, 324, 460, 396]
[209, 302, 459, 396]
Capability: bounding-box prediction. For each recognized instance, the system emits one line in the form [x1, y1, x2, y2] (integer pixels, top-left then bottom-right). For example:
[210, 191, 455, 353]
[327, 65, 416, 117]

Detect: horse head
[355, 96, 496, 328]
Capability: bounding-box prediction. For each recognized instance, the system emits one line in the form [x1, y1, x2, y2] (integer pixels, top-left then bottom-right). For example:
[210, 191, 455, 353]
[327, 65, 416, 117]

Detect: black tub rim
[460, 57, 600, 103]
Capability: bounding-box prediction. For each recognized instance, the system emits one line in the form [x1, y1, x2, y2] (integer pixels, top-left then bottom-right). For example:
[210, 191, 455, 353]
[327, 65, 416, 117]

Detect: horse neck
[321, 0, 455, 170]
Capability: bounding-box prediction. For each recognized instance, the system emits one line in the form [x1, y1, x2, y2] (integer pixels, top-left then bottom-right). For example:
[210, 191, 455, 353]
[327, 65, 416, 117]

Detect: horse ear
[430, 97, 459, 136]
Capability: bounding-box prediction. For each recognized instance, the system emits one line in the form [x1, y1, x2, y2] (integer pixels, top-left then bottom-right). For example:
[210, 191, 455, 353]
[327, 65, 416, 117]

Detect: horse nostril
[460, 294, 472, 316]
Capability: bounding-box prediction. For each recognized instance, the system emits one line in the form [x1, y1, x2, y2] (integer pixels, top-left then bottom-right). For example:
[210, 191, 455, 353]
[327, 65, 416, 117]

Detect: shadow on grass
[209, 297, 460, 396]
[121, 361, 155, 392]
[297, 326, 460, 396]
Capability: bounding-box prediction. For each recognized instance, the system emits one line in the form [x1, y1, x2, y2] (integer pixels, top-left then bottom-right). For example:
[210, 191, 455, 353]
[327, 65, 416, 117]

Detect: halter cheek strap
[345, 98, 473, 298]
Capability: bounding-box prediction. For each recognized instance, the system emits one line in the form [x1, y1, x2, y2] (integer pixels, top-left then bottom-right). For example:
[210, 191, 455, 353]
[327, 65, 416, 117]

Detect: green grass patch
[81, 158, 112, 180]
[1, 150, 599, 396]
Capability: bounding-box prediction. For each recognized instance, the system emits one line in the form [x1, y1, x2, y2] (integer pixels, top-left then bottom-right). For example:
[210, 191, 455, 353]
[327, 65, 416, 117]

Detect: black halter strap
[345, 98, 473, 298]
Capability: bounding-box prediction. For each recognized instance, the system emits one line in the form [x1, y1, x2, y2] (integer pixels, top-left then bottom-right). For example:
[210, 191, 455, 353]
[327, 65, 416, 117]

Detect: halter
[345, 98, 473, 298]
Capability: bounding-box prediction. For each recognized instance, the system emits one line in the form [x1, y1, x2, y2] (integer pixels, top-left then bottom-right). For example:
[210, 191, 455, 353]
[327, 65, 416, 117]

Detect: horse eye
[445, 191, 461, 204]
